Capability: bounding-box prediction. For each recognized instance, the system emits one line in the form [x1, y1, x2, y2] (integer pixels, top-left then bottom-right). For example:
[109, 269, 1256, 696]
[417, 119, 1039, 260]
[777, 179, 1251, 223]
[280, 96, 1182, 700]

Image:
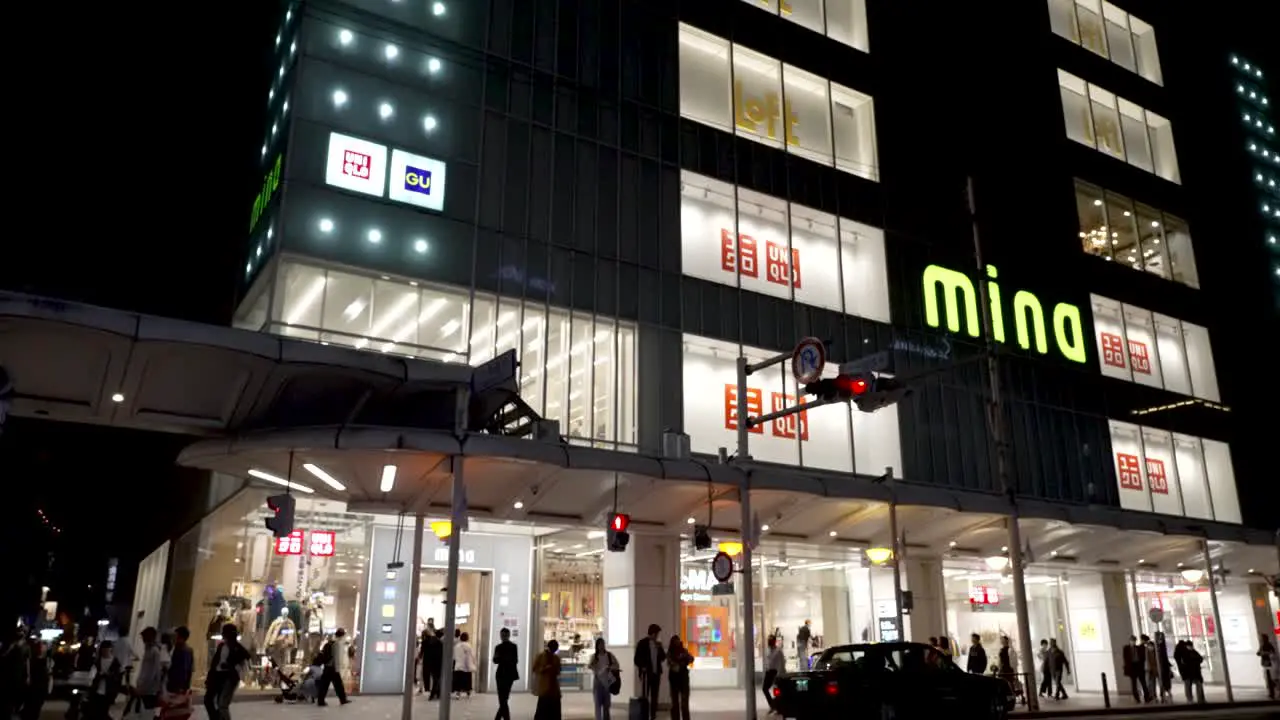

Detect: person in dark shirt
[422, 630, 444, 700]
[166, 627, 195, 694]
[966, 634, 988, 674]
[492, 628, 519, 720]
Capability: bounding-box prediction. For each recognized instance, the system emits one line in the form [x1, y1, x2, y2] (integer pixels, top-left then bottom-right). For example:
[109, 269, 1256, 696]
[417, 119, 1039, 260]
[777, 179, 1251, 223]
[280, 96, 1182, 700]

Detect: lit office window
[1048, 0, 1163, 85]
[678, 24, 879, 182]
[1073, 180, 1199, 287]
[740, 0, 869, 53]
[1090, 294, 1219, 401]
[1058, 71, 1179, 183]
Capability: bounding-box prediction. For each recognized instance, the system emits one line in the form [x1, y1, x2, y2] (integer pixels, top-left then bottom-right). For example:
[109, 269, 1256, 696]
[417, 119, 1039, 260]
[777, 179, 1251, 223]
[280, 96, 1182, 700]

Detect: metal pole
[401, 513, 425, 720]
[438, 463, 466, 720]
[736, 356, 750, 460]
[968, 176, 1038, 710]
[740, 480, 759, 720]
[1200, 540, 1233, 702]
[1129, 570, 1145, 637]
[888, 489, 905, 642]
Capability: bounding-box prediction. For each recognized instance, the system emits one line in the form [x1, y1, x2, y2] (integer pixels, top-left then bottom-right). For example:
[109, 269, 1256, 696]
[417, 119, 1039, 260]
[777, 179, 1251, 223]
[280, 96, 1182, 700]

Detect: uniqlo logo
[1116, 453, 1143, 491]
[343, 149, 372, 179]
[1145, 458, 1168, 495]
[275, 530, 305, 555]
[723, 384, 763, 434]
[765, 242, 802, 289]
[1128, 340, 1152, 375]
[720, 229, 759, 278]
[310, 530, 336, 557]
[769, 393, 809, 441]
[1100, 332, 1127, 369]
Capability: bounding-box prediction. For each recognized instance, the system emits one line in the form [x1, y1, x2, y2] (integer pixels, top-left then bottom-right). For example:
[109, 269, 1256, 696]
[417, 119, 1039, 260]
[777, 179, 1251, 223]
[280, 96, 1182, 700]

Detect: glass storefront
[1131, 573, 1222, 682]
[532, 529, 605, 693]
[942, 561, 1072, 676]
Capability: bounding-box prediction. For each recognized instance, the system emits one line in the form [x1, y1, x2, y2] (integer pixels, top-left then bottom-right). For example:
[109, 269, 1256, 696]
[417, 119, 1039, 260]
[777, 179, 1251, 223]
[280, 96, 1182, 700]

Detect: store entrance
[418, 568, 494, 693]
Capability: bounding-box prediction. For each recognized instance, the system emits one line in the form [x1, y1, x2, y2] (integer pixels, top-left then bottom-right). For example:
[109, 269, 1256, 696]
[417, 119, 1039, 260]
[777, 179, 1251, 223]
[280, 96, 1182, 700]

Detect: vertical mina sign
[249, 154, 283, 231]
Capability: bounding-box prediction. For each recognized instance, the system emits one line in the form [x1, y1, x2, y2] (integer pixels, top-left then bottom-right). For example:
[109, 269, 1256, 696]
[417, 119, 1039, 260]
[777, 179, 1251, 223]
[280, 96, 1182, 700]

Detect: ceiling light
[385, 44, 399, 60]
[380, 464, 397, 492]
[430, 520, 452, 539]
[427, 57, 442, 73]
[828, 530, 838, 537]
[1180, 568, 1205, 583]
[423, 115, 438, 132]
[413, 238, 429, 254]
[332, 89, 348, 107]
[302, 463, 346, 491]
[339, 29, 353, 45]
[432, 1, 446, 15]
[719, 541, 743, 556]
[1092, 199, 1102, 206]
[761, 524, 770, 532]
[686, 517, 695, 524]
[248, 468, 315, 494]
[110, 392, 125, 403]
[865, 547, 893, 565]
[368, 229, 382, 243]
[379, 102, 394, 119]
[513, 500, 524, 509]
[319, 218, 335, 233]
[985, 555, 1010, 571]
[1000, 546, 1008, 552]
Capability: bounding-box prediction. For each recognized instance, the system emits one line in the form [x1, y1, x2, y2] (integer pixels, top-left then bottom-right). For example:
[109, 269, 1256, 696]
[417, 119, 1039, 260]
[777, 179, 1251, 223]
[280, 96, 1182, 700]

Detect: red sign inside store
[1101, 332, 1126, 369]
[1116, 453, 1144, 491]
[274, 529, 338, 556]
[969, 586, 1000, 605]
[275, 530, 305, 555]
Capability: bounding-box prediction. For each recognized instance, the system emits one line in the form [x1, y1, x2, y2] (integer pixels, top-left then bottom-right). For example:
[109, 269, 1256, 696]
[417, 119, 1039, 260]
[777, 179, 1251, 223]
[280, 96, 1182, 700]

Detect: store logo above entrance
[433, 547, 476, 565]
[921, 264, 1087, 364]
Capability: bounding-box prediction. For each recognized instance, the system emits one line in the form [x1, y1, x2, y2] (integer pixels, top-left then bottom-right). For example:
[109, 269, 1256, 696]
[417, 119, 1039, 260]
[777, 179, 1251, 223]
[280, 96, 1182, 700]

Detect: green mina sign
[249, 154, 283, 232]
[922, 264, 1087, 364]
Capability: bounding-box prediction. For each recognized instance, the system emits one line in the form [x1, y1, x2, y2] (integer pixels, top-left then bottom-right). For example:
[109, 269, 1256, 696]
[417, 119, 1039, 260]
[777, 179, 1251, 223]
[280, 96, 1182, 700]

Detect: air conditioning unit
[531, 419, 561, 443]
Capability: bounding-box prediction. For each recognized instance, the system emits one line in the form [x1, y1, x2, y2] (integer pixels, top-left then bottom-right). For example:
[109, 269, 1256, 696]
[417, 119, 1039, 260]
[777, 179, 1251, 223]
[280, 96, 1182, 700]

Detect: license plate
[794, 678, 809, 692]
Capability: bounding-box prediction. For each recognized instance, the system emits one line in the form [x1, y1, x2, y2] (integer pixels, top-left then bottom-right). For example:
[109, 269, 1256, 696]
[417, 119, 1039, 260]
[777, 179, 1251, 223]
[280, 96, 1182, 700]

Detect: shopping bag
[158, 691, 193, 720]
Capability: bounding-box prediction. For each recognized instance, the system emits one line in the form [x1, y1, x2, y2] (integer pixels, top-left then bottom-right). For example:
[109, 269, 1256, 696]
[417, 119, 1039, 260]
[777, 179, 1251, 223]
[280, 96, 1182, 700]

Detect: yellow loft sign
[734, 81, 800, 147]
[922, 264, 1087, 364]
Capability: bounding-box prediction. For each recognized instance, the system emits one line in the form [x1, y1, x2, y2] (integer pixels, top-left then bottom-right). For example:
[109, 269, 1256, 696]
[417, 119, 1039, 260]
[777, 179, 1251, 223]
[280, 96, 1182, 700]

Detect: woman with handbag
[665, 636, 694, 720]
[588, 638, 620, 720]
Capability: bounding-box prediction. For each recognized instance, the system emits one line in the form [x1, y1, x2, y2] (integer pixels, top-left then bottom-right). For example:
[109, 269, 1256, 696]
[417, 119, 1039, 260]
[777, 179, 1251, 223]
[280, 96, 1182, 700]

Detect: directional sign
[791, 337, 826, 384]
[471, 349, 518, 394]
[839, 350, 892, 377]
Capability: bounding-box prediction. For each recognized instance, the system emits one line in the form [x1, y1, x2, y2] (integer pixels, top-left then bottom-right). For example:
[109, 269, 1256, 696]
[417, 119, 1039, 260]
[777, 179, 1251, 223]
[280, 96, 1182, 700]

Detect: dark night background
[0, 3, 1274, 628]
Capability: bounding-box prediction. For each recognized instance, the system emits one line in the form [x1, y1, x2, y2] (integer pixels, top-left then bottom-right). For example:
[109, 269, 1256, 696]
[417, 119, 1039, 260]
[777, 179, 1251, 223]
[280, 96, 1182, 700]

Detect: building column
[1063, 571, 1130, 693]
[603, 534, 680, 703]
[903, 558, 946, 643]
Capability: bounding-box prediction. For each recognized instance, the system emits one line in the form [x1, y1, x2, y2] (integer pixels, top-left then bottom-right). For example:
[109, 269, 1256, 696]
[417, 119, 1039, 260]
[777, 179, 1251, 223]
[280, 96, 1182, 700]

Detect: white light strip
[302, 463, 346, 491]
[380, 464, 397, 492]
[248, 468, 315, 494]
[285, 277, 327, 325]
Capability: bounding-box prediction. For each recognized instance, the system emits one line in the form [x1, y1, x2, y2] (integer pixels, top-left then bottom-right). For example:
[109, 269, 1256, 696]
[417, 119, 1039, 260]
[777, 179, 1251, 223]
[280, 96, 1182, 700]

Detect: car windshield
[816, 646, 960, 674]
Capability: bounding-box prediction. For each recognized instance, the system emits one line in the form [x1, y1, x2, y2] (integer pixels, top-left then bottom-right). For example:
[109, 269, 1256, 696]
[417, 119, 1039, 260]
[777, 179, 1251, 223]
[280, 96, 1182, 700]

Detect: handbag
[158, 691, 193, 720]
[608, 667, 621, 696]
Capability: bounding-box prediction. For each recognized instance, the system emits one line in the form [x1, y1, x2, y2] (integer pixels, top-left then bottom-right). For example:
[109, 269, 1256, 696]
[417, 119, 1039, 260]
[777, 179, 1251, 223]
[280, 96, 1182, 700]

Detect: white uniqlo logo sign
[343, 150, 372, 179]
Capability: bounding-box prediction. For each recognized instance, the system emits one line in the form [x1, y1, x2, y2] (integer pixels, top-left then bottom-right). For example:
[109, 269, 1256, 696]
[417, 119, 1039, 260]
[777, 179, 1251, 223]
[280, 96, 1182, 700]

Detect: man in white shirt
[133, 628, 164, 713]
[762, 636, 786, 716]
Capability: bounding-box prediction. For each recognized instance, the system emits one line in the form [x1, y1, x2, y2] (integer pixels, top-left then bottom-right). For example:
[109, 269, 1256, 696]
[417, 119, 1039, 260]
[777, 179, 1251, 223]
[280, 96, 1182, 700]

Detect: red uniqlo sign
[1145, 459, 1169, 494]
[1101, 332, 1127, 369]
[1117, 453, 1144, 491]
[310, 530, 336, 557]
[969, 586, 999, 605]
[275, 530, 304, 555]
[1128, 340, 1152, 375]
[720, 229, 759, 278]
[343, 150, 372, 179]
[769, 393, 809, 441]
[723, 385, 764, 434]
[765, 242, 802, 289]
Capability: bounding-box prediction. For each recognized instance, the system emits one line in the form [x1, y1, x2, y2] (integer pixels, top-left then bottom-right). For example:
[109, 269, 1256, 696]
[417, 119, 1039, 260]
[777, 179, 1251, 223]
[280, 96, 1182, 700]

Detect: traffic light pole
[438, 459, 466, 720]
[969, 177, 1038, 711]
[401, 513, 425, 720]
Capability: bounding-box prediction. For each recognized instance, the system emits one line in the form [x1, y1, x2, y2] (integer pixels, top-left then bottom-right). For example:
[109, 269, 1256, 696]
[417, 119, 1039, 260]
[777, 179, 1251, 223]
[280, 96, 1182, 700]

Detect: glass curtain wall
[270, 260, 638, 448]
[1058, 71, 1179, 183]
[739, 0, 871, 53]
[1073, 180, 1199, 287]
[1047, 0, 1163, 85]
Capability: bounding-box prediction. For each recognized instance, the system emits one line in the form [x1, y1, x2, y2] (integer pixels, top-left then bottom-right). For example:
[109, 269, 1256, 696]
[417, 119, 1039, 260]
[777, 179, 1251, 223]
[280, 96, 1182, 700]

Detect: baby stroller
[273, 661, 322, 704]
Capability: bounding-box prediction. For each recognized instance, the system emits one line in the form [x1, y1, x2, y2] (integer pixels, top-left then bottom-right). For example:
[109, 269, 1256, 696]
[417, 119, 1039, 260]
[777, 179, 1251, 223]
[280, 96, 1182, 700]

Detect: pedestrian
[492, 627, 519, 720]
[316, 628, 351, 706]
[1141, 634, 1159, 703]
[997, 635, 1018, 699]
[20, 641, 49, 720]
[1122, 635, 1148, 703]
[966, 633, 987, 675]
[633, 624, 665, 720]
[131, 628, 164, 717]
[424, 629, 444, 700]
[531, 639, 562, 720]
[1258, 634, 1279, 700]
[158, 627, 194, 720]
[419, 623, 438, 697]
[1048, 639, 1069, 700]
[796, 621, 813, 669]
[762, 636, 785, 715]
[1037, 639, 1051, 697]
[587, 637, 618, 720]
[85, 642, 123, 720]
[453, 631, 476, 699]
[1174, 640, 1204, 703]
[203, 624, 249, 720]
[0, 627, 31, 720]
[666, 636, 693, 720]
[1154, 631, 1172, 701]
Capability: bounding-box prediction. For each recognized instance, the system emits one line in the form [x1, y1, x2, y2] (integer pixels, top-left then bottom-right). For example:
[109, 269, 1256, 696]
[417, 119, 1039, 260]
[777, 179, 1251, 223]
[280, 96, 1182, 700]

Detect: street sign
[1148, 607, 1165, 625]
[471, 349, 517, 393]
[711, 551, 734, 583]
[791, 337, 826, 384]
[839, 350, 892, 377]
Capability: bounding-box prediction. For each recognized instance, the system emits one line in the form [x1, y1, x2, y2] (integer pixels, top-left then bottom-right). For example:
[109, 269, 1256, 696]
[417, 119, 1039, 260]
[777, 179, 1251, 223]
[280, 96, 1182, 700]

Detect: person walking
[20, 642, 49, 720]
[796, 621, 813, 669]
[203, 624, 249, 720]
[1141, 635, 1159, 703]
[159, 627, 195, 720]
[1048, 639, 1069, 700]
[1122, 635, 1147, 703]
[762, 636, 785, 715]
[132, 628, 164, 716]
[85, 642, 123, 720]
[1036, 639, 1051, 698]
[316, 629, 351, 706]
[666, 636, 693, 720]
[453, 632, 476, 699]
[966, 634, 988, 675]
[1258, 634, 1279, 700]
[1154, 632, 1172, 702]
[633, 624, 665, 720]
[531, 640, 562, 720]
[996, 635, 1018, 699]
[1174, 640, 1205, 703]
[492, 628, 519, 720]
[423, 629, 444, 700]
[587, 637, 618, 720]
[1, 627, 31, 720]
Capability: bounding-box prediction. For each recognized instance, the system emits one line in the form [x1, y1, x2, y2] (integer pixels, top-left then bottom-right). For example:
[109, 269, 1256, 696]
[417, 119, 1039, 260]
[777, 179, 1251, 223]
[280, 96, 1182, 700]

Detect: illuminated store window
[271, 261, 637, 448]
[681, 334, 901, 475]
[1107, 420, 1239, 523]
[1073, 180, 1199, 287]
[678, 24, 879, 181]
[1048, 0, 1163, 85]
[1058, 71, 1179, 183]
[1089, 295, 1219, 402]
[679, 171, 889, 322]
[740, 0, 869, 53]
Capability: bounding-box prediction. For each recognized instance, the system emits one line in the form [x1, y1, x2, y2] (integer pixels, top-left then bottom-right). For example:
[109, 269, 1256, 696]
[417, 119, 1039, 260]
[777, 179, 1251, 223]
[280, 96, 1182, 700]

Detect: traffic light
[803, 373, 910, 413]
[607, 513, 631, 552]
[265, 494, 296, 538]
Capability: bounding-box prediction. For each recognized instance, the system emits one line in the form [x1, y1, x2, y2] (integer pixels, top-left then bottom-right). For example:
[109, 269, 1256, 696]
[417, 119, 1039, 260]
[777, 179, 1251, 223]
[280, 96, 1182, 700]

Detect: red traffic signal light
[835, 375, 869, 396]
[611, 513, 630, 532]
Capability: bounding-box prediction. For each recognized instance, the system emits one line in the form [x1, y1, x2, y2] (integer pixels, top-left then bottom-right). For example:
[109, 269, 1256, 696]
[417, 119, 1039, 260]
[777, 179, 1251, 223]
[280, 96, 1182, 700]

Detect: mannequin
[265, 606, 297, 666]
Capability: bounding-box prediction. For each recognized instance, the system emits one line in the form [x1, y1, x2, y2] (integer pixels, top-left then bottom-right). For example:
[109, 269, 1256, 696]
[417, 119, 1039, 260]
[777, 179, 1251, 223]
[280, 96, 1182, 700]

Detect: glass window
[1121, 303, 1162, 389]
[1059, 71, 1095, 148]
[1109, 420, 1150, 512]
[1088, 84, 1125, 160]
[1104, 192, 1139, 268]
[678, 25, 733, 134]
[733, 44, 786, 149]
[1090, 294, 1131, 381]
[1101, 2, 1136, 72]
[783, 65, 834, 166]
[826, 0, 870, 52]
[1145, 111, 1180, 183]
[1117, 99, 1153, 172]
[1047, 0, 1080, 42]
[1173, 433, 1213, 520]
[1135, 205, 1168, 279]
[831, 82, 878, 181]
[789, 203, 842, 312]
[1153, 313, 1191, 395]
[1128, 16, 1163, 85]
[320, 272, 374, 345]
[1181, 322, 1220, 403]
[839, 217, 890, 322]
[1201, 439, 1241, 524]
[1141, 427, 1183, 516]
[276, 263, 326, 340]
[1163, 215, 1199, 288]
[785, 0, 825, 35]
[1073, 0, 1108, 57]
[1075, 181, 1110, 259]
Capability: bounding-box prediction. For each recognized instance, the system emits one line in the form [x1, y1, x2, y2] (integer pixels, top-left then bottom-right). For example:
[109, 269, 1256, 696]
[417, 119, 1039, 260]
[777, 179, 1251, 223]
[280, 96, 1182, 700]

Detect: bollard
[1101, 672, 1110, 708]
